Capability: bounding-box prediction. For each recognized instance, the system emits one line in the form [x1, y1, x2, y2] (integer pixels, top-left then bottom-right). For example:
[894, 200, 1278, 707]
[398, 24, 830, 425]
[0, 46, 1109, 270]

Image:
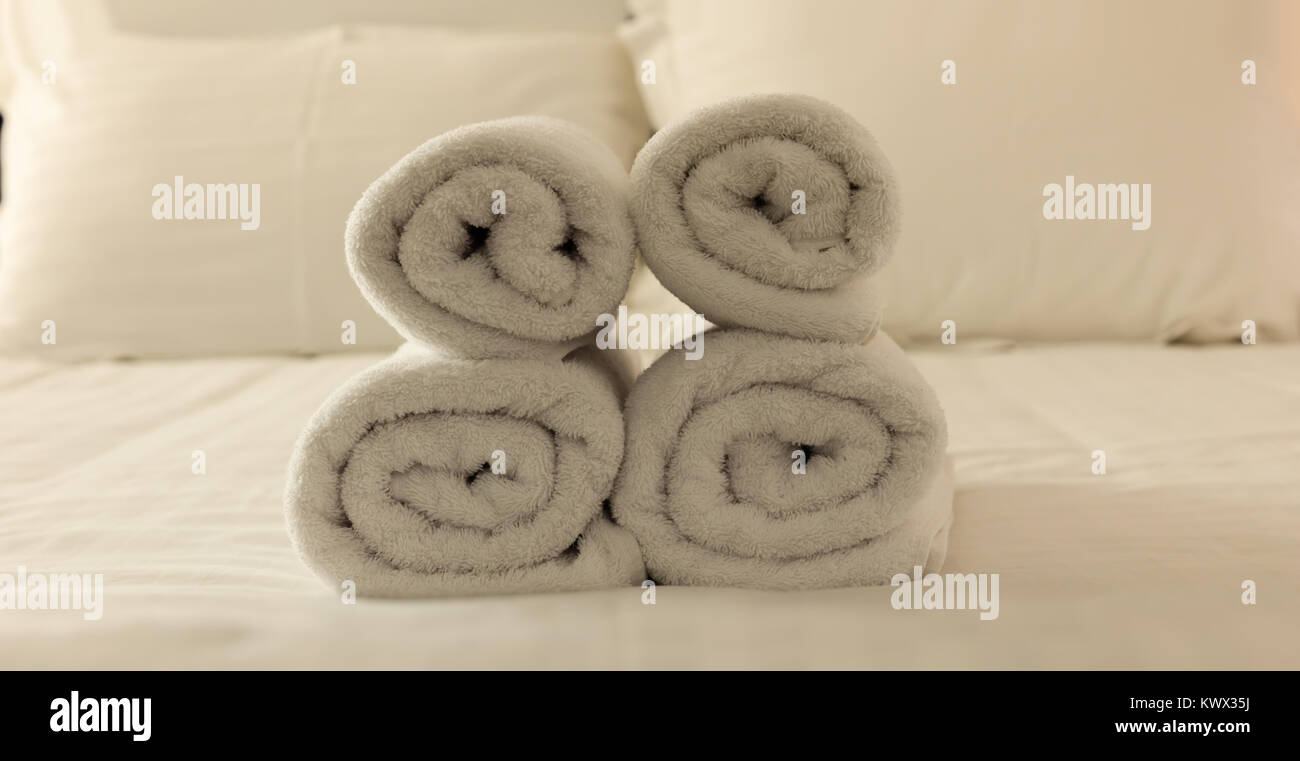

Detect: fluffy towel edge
[346, 116, 637, 359]
[612, 329, 950, 590]
[285, 345, 646, 598]
[630, 93, 900, 343]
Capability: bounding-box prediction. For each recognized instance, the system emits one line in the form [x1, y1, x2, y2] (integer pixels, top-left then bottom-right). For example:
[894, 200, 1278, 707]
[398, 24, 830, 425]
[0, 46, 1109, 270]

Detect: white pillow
[0, 2, 649, 358]
[621, 0, 1300, 343]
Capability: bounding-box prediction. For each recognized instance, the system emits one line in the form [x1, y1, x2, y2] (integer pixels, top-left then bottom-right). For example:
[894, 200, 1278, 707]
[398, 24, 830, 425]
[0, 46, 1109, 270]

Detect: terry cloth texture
[286, 343, 646, 598]
[629, 93, 900, 343]
[347, 116, 638, 360]
[612, 328, 951, 590]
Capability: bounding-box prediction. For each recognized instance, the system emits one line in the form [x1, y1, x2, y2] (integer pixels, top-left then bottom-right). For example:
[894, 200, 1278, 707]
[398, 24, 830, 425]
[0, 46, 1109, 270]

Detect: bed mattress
[1, 342, 1296, 668]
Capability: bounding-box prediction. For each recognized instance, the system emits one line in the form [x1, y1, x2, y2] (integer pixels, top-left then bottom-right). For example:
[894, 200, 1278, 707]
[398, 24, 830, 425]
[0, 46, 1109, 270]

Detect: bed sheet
[1, 342, 1296, 668]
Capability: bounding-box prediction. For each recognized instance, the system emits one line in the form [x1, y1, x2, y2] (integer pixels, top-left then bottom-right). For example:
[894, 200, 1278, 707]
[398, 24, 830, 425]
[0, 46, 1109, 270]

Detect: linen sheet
[1, 342, 1296, 668]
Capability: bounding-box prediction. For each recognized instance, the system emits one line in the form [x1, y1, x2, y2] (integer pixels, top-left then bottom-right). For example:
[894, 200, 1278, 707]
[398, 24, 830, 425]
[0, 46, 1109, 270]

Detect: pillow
[0, 1, 650, 358]
[101, 0, 629, 36]
[620, 0, 1300, 343]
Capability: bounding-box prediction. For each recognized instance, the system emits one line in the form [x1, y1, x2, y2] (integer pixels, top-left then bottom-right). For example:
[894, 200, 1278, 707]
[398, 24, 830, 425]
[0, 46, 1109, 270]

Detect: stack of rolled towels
[284, 117, 647, 597]
[285, 94, 953, 597]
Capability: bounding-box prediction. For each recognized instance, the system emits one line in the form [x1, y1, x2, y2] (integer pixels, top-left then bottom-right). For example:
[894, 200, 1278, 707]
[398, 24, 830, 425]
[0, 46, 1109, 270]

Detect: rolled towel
[612, 329, 951, 590]
[285, 344, 645, 598]
[630, 93, 900, 343]
[347, 117, 637, 359]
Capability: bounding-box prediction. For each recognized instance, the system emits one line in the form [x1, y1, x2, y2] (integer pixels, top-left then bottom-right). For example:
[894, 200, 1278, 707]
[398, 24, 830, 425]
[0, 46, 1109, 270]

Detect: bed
[2, 0, 1297, 670]
[3, 342, 1296, 669]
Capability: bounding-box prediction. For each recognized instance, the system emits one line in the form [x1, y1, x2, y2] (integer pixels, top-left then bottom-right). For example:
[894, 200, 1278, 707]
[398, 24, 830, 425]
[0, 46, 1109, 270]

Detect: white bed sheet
[1, 342, 1297, 668]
